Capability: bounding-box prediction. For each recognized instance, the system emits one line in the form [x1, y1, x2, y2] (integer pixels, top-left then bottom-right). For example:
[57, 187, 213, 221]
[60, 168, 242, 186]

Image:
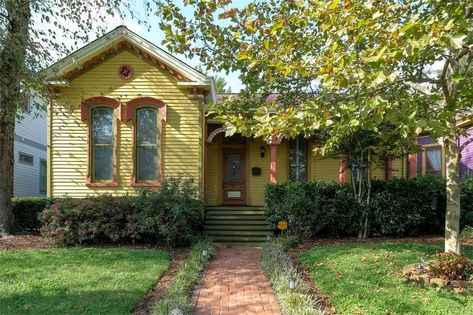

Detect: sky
[53, 0, 249, 92]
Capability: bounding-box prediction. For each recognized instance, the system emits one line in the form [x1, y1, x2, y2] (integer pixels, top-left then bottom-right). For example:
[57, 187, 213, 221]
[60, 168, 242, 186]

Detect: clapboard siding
[50, 50, 202, 197]
[14, 104, 47, 197]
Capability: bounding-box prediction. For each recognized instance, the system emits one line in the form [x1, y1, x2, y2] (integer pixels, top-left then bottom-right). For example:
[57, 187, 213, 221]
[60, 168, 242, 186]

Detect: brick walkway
[192, 247, 281, 315]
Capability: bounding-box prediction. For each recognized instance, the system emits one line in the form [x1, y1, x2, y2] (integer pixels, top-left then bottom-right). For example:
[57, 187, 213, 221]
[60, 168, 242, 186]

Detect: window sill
[86, 180, 119, 187]
[131, 181, 162, 188]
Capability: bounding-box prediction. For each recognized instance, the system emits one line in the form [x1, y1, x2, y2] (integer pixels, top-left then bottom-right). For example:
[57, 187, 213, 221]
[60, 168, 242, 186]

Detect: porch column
[204, 122, 209, 206]
[386, 158, 393, 180]
[268, 134, 281, 184]
[339, 156, 347, 183]
[408, 153, 417, 178]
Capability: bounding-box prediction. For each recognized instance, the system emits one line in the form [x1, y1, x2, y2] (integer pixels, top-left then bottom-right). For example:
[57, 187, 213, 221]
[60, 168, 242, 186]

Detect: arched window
[80, 96, 120, 186]
[136, 108, 159, 181]
[127, 97, 166, 186]
[92, 107, 114, 180]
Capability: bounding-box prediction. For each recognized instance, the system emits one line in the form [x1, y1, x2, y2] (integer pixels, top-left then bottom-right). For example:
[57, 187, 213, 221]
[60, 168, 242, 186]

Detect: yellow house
[45, 26, 406, 206]
[44, 26, 408, 243]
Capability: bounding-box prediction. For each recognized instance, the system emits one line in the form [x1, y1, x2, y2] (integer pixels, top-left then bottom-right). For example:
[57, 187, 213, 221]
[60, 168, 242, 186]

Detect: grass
[0, 248, 170, 315]
[261, 238, 323, 315]
[299, 242, 473, 315]
[153, 239, 215, 314]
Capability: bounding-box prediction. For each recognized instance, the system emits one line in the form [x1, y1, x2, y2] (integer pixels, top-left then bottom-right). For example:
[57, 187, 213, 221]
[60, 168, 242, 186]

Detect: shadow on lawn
[0, 289, 146, 315]
[298, 242, 473, 314]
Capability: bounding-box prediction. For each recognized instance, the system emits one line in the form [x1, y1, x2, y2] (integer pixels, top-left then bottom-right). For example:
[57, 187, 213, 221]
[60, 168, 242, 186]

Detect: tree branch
[460, 137, 473, 152]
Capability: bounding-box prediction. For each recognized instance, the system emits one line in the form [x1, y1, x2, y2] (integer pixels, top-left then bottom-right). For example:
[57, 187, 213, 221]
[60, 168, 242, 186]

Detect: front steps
[203, 206, 274, 246]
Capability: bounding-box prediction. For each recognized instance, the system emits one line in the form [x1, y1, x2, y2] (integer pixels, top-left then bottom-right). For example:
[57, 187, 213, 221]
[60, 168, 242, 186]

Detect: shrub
[265, 181, 361, 238]
[368, 176, 446, 236]
[40, 195, 133, 246]
[12, 197, 53, 232]
[128, 177, 205, 247]
[461, 177, 473, 228]
[265, 176, 449, 238]
[261, 239, 323, 315]
[461, 226, 473, 243]
[429, 252, 473, 281]
[153, 239, 215, 314]
[40, 176, 204, 247]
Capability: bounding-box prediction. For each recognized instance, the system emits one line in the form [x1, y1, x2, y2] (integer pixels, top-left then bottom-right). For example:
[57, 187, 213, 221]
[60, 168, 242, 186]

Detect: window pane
[137, 108, 158, 145]
[94, 146, 113, 180]
[39, 160, 47, 194]
[92, 108, 113, 144]
[136, 108, 159, 181]
[289, 135, 307, 182]
[426, 147, 442, 174]
[137, 146, 158, 180]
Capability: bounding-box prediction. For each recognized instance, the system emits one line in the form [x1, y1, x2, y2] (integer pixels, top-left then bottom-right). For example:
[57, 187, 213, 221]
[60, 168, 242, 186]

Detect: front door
[222, 148, 246, 204]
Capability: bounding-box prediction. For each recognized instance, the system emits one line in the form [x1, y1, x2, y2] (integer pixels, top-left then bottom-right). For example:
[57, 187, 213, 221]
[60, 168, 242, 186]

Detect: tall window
[39, 159, 47, 195]
[424, 146, 442, 175]
[92, 107, 114, 181]
[289, 135, 307, 182]
[136, 108, 159, 181]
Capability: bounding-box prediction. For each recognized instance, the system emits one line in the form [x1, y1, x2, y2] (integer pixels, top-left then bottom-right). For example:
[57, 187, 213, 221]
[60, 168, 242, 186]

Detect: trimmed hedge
[12, 197, 53, 232]
[40, 177, 204, 247]
[265, 176, 473, 238]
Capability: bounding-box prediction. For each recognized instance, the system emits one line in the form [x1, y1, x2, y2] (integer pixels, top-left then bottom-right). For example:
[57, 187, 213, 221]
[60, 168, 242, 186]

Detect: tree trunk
[0, 121, 15, 235]
[0, 0, 31, 235]
[444, 133, 461, 254]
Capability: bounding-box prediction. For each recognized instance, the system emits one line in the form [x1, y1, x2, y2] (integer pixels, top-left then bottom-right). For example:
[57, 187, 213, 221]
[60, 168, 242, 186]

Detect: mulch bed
[0, 234, 49, 250]
[133, 248, 188, 315]
[287, 236, 446, 315]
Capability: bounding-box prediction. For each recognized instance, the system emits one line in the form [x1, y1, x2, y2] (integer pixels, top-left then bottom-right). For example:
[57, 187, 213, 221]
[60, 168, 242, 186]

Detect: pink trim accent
[386, 159, 393, 179]
[408, 153, 417, 178]
[268, 135, 281, 184]
[206, 127, 226, 143]
[80, 96, 121, 122]
[339, 158, 347, 183]
[126, 97, 166, 122]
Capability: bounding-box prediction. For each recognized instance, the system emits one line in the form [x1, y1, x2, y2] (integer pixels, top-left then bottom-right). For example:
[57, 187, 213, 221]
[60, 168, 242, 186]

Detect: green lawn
[0, 248, 170, 315]
[299, 242, 473, 315]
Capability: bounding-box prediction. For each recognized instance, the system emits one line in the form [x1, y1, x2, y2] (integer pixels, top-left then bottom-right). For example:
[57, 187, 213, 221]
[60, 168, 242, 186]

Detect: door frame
[221, 147, 247, 205]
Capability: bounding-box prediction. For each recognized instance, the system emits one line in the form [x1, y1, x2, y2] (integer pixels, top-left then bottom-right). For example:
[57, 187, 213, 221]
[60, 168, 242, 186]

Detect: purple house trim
[416, 129, 473, 179]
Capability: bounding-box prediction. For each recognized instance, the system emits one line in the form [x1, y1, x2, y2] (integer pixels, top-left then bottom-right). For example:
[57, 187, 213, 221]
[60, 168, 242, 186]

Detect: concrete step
[206, 210, 265, 215]
[204, 225, 273, 231]
[205, 215, 266, 220]
[206, 206, 263, 211]
[205, 230, 271, 236]
[207, 235, 268, 242]
[205, 219, 269, 225]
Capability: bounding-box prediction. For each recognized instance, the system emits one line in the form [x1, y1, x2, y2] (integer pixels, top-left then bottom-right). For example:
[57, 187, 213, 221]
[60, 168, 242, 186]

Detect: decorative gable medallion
[118, 64, 133, 80]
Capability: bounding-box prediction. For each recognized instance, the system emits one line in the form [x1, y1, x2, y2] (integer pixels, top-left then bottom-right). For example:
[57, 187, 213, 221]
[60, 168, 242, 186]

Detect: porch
[203, 123, 355, 207]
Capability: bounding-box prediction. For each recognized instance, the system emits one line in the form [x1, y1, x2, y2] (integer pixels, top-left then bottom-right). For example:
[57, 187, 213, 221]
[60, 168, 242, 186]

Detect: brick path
[192, 247, 281, 315]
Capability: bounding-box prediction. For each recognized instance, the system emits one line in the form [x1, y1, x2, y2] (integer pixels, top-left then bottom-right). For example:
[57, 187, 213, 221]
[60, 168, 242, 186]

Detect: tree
[215, 76, 231, 93]
[157, 0, 473, 253]
[0, 0, 153, 235]
[195, 65, 231, 92]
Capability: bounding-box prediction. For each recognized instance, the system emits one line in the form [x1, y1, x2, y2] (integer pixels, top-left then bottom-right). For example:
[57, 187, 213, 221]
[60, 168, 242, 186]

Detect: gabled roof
[44, 25, 216, 102]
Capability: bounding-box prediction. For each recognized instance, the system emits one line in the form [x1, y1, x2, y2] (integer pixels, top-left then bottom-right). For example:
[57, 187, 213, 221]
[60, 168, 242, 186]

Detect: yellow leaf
[329, 0, 340, 10]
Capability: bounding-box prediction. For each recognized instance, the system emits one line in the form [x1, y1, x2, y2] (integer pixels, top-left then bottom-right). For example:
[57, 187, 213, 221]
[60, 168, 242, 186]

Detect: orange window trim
[126, 97, 167, 187]
[80, 96, 121, 187]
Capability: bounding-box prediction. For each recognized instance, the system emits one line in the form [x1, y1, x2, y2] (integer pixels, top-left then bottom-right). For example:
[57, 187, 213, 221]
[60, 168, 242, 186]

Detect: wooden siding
[50, 50, 202, 197]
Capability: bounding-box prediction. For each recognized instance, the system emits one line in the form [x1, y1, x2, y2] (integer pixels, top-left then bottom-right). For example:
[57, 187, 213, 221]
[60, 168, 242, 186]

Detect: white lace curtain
[426, 148, 442, 172]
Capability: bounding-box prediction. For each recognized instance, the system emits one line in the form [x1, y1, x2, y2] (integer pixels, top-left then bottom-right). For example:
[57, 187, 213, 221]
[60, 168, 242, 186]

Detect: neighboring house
[408, 124, 473, 179]
[44, 26, 404, 207]
[14, 98, 47, 197]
